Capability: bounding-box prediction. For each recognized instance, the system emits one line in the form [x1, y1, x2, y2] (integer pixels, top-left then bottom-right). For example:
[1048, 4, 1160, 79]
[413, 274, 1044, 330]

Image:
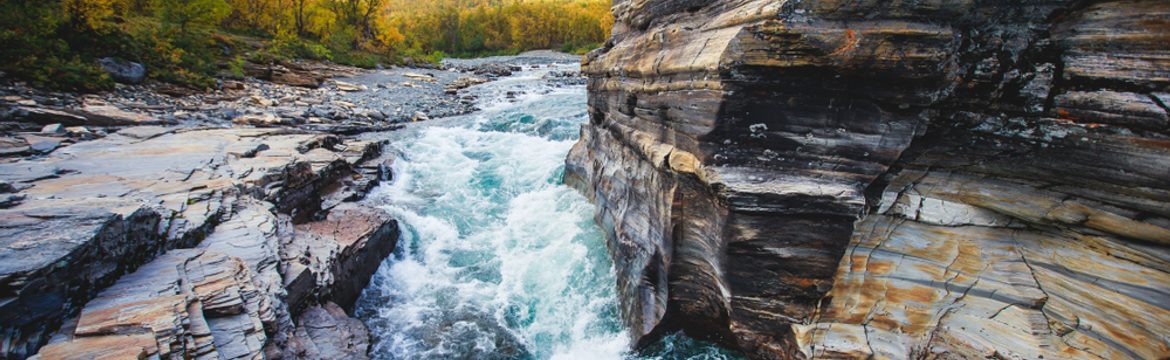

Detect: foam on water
[356, 63, 741, 360]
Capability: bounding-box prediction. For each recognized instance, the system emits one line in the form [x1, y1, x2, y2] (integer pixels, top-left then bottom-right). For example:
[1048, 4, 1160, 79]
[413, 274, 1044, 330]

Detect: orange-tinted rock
[1, 127, 394, 359]
[571, 0, 1170, 358]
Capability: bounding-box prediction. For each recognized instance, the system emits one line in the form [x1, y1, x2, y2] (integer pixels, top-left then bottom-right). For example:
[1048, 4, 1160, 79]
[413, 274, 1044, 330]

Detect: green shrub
[269, 28, 332, 61]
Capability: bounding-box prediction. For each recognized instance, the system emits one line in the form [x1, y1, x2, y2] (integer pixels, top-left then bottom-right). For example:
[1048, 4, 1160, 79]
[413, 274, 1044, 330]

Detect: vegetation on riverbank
[0, 0, 611, 91]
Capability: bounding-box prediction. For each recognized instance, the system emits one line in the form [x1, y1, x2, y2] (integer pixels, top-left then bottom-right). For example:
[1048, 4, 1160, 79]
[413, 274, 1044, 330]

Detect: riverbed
[354, 57, 741, 360]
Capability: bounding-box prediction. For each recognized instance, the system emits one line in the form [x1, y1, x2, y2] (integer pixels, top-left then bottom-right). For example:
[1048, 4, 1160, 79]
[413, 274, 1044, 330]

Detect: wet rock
[97, 58, 146, 84]
[411, 111, 429, 122]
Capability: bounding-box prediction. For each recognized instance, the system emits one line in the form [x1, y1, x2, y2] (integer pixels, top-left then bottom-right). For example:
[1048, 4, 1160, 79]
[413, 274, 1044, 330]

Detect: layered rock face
[567, 0, 1170, 358]
[1, 127, 397, 359]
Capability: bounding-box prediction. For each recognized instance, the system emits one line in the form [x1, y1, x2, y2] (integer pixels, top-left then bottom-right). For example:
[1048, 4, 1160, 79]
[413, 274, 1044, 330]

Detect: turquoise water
[355, 63, 742, 360]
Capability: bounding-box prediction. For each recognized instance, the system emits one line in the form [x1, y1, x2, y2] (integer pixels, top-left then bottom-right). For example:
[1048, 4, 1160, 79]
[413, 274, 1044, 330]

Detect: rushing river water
[354, 60, 742, 360]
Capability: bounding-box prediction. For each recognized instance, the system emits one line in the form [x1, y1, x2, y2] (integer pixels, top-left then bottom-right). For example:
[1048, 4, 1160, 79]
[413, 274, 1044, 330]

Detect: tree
[62, 0, 114, 32]
[293, 0, 312, 35]
[324, 0, 385, 49]
[161, 0, 230, 35]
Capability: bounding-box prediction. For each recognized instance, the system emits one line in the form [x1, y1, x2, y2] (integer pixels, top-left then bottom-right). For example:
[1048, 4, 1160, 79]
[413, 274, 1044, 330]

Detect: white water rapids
[354, 60, 741, 360]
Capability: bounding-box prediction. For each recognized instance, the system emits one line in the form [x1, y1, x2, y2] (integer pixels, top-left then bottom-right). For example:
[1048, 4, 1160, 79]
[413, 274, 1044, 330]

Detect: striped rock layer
[566, 0, 1170, 358]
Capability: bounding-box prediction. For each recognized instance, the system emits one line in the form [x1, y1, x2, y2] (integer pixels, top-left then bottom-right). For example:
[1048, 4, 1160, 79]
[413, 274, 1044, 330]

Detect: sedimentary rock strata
[568, 0, 1170, 358]
[0, 126, 397, 359]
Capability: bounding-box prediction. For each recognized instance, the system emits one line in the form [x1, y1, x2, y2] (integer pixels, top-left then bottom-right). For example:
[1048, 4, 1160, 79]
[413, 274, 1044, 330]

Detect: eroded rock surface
[568, 0, 1170, 358]
[1, 126, 397, 359]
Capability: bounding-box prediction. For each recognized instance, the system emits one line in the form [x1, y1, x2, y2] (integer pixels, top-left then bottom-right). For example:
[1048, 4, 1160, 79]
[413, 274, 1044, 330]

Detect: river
[354, 58, 742, 360]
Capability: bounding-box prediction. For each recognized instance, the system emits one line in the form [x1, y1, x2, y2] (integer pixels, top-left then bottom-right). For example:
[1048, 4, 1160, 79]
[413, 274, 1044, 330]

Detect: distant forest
[0, 0, 613, 90]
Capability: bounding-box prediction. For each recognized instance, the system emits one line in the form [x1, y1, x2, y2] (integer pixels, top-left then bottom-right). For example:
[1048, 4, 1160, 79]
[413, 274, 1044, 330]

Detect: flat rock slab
[0, 126, 387, 359]
[40, 249, 270, 360]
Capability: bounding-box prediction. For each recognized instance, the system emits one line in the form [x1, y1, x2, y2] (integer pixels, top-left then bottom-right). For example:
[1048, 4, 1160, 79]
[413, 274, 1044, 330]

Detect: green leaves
[160, 0, 229, 34]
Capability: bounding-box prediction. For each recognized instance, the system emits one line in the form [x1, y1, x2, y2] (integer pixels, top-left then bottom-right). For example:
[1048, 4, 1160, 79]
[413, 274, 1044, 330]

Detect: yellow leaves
[381, 0, 612, 55]
[63, 0, 115, 31]
[377, 26, 405, 49]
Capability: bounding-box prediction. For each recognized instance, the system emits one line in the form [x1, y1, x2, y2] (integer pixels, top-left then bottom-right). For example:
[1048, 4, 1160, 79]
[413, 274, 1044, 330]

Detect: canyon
[566, 0, 1170, 359]
[1, 0, 1168, 358]
[0, 55, 567, 360]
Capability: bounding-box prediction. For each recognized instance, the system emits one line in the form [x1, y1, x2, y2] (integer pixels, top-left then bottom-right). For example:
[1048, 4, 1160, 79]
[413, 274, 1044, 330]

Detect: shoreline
[0, 52, 583, 360]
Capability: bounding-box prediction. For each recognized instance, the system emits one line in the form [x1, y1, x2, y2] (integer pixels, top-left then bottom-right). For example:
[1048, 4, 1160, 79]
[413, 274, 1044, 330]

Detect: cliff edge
[566, 0, 1170, 358]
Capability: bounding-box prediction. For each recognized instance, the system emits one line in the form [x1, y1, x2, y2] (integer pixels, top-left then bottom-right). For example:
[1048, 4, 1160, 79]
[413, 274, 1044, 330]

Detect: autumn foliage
[0, 0, 612, 90]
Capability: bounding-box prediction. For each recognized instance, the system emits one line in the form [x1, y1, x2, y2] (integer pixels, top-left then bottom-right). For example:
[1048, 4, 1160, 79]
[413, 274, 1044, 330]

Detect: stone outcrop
[567, 0, 1170, 358]
[1, 126, 397, 359]
[286, 302, 372, 360]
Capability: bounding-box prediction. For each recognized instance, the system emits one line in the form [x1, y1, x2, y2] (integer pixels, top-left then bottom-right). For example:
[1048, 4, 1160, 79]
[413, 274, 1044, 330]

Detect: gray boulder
[97, 58, 146, 84]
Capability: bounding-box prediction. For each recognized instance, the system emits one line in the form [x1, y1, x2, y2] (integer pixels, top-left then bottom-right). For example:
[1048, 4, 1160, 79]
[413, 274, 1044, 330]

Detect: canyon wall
[566, 0, 1170, 358]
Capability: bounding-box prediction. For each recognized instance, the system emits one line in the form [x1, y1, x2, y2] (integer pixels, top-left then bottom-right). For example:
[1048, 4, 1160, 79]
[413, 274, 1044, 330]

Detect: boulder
[286, 302, 371, 360]
[97, 57, 146, 84]
[282, 203, 398, 313]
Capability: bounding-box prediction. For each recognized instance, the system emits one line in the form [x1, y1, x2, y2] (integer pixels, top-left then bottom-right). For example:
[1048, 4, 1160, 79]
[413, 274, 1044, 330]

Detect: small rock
[0, 137, 30, 156]
[23, 135, 63, 153]
[445, 76, 489, 94]
[41, 123, 65, 134]
[250, 95, 275, 107]
[412, 111, 430, 122]
[232, 113, 285, 126]
[222, 80, 246, 90]
[404, 72, 436, 82]
[334, 81, 368, 92]
[2, 96, 36, 106]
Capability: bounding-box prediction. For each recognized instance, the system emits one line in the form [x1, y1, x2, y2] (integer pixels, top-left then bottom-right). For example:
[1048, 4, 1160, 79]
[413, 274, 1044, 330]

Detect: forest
[0, 0, 613, 91]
